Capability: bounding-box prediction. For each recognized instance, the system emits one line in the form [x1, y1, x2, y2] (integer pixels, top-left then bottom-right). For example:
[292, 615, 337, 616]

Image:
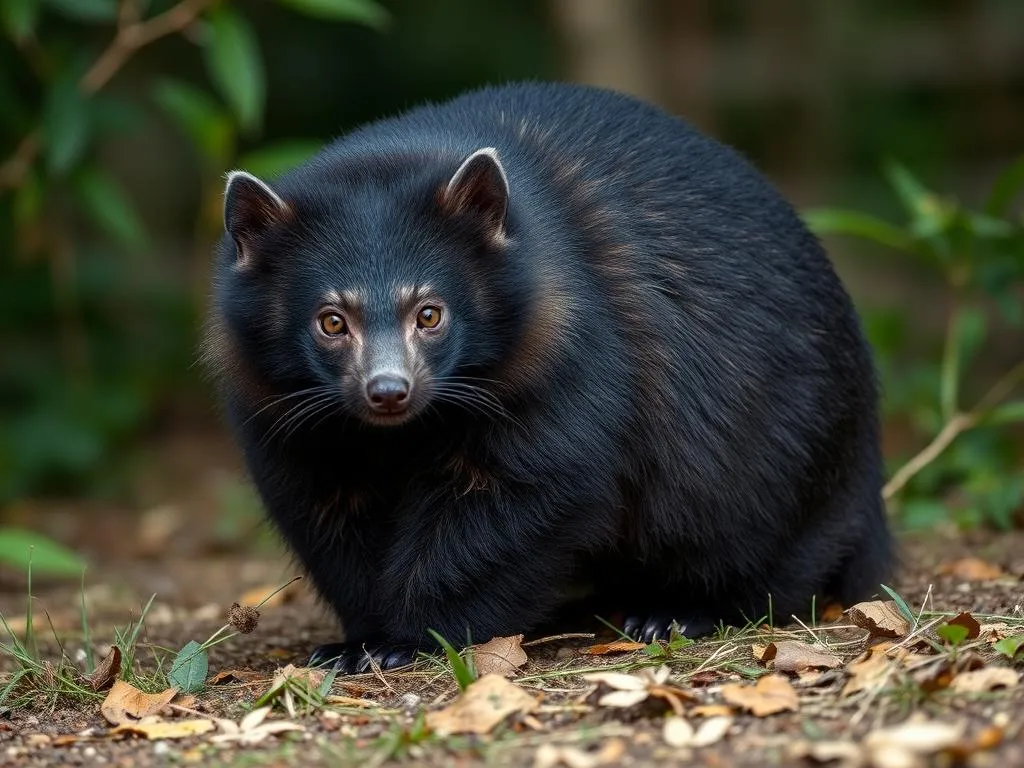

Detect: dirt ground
[1, 428, 1022, 767]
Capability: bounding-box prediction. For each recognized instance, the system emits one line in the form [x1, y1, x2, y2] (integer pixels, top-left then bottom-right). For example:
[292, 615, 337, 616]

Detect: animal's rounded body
[206, 82, 893, 671]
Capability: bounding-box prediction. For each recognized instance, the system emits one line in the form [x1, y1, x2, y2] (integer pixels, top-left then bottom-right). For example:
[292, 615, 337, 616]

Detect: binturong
[204, 82, 894, 673]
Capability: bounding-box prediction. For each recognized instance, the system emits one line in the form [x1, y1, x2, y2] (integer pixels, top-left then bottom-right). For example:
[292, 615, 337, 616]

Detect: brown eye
[416, 306, 442, 329]
[319, 312, 347, 336]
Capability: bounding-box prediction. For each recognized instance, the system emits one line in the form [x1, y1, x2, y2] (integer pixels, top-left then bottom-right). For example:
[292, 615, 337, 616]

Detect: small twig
[0, 0, 215, 192]
[883, 413, 975, 500]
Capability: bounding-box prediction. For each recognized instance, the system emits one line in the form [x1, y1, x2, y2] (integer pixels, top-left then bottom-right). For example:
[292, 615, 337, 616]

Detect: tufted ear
[440, 147, 509, 240]
[223, 170, 291, 265]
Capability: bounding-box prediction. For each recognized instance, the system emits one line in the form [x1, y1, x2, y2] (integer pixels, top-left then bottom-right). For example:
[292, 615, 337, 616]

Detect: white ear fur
[442, 147, 509, 241]
[223, 170, 288, 221]
[445, 147, 508, 198]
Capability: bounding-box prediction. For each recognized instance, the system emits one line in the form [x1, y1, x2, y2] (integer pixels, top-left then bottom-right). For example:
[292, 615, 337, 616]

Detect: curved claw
[622, 615, 716, 643]
[307, 641, 419, 674]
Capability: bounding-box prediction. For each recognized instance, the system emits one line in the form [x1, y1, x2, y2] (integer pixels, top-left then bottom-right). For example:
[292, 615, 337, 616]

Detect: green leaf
[884, 159, 932, 218]
[802, 208, 915, 253]
[203, 6, 264, 134]
[238, 140, 320, 179]
[978, 400, 1024, 427]
[151, 79, 233, 164]
[427, 629, 476, 691]
[879, 584, 916, 627]
[994, 634, 1024, 660]
[276, 0, 389, 28]
[168, 640, 208, 693]
[965, 212, 1014, 239]
[0, 527, 85, 577]
[1, 0, 39, 40]
[643, 642, 666, 657]
[936, 623, 969, 647]
[985, 156, 1024, 217]
[42, 72, 91, 175]
[940, 307, 987, 419]
[73, 168, 146, 248]
[42, 0, 116, 22]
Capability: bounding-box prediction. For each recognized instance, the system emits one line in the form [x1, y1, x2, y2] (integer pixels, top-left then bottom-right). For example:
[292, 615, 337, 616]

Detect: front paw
[622, 615, 716, 643]
[308, 641, 419, 674]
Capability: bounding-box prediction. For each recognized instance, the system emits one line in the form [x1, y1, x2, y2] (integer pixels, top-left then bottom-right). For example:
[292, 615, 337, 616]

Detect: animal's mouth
[361, 409, 416, 427]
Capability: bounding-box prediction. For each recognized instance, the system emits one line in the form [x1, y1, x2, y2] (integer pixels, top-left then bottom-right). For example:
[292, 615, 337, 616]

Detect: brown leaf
[771, 641, 842, 673]
[842, 643, 898, 697]
[87, 646, 121, 692]
[580, 640, 646, 656]
[425, 674, 538, 736]
[846, 600, 910, 638]
[938, 557, 1004, 581]
[112, 718, 215, 740]
[863, 717, 965, 756]
[949, 667, 1019, 693]
[752, 643, 776, 663]
[237, 582, 300, 608]
[947, 612, 980, 640]
[534, 739, 626, 768]
[101, 681, 178, 726]
[820, 603, 845, 622]
[663, 715, 732, 748]
[719, 674, 798, 716]
[471, 634, 528, 677]
[978, 623, 1015, 642]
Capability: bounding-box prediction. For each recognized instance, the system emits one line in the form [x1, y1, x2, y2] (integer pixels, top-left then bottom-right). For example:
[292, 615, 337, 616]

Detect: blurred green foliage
[0, 0, 383, 504]
[807, 160, 1024, 529]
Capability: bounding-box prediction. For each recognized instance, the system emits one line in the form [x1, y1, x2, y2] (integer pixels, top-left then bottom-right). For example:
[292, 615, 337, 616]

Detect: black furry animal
[205, 82, 893, 673]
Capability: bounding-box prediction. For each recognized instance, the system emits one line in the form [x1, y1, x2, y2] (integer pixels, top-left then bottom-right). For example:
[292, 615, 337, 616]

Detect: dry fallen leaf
[846, 601, 910, 638]
[209, 706, 305, 745]
[534, 739, 626, 768]
[949, 667, 1019, 693]
[771, 640, 843, 673]
[978, 623, 1015, 642]
[580, 640, 646, 656]
[208, 669, 264, 686]
[863, 717, 965, 763]
[946, 612, 981, 640]
[582, 666, 693, 715]
[471, 634, 528, 677]
[112, 717, 215, 740]
[752, 644, 776, 663]
[821, 603, 846, 622]
[88, 646, 122, 692]
[101, 681, 178, 726]
[842, 643, 899, 697]
[690, 704, 734, 718]
[426, 674, 538, 736]
[663, 715, 732, 748]
[263, 664, 326, 718]
[938, 557, 1004, 581]
[719, 674, 798, 716]
[325, 695, 384, 708]
[237, 582, 300, 608]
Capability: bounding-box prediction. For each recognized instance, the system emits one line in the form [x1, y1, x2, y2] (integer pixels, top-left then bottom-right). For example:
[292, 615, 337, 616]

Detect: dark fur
[206, 82, 893, 671]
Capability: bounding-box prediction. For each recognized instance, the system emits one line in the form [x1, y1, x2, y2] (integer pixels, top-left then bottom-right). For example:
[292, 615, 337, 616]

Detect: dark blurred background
[1, 0, 1022, 571]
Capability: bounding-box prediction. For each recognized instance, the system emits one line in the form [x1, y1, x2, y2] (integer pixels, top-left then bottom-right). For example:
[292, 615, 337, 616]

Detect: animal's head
[209, 147, 521, 431]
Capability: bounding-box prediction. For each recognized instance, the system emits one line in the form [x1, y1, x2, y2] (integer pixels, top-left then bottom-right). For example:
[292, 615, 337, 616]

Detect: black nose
[365, 373, 411, 413]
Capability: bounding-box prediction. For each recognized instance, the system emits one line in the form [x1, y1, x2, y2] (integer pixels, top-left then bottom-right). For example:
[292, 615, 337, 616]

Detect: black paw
[622, 615, 716, 643]
[307, 641, 419, 674]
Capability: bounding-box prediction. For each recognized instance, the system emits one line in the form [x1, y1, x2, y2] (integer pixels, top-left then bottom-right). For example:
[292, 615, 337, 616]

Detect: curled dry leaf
[663, 715, 733, 748]
[581, 640, 646, 656]
[208, 669, 264, 685]
[87, 646, 122, 692]
[949, 667, 1019, 693]
[771, 640, 843, 673]
[690, 704, 733, 718]
[720, 674, 798, 716]
[471, 634, 528, 677]
[846, 601, 910, 638]
[112, 717, 215, 740]
[209, 706, 305, 745]
[426, 673, 538, 736]
[100, 680, 178, 726]
[752, 644, 776, 663]
[938, 557, 1004, 581]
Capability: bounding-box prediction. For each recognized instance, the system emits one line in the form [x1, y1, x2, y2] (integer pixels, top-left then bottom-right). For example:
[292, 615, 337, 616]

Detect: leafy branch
[0, 0, 215, 193]
[805, 158, 1024, 522]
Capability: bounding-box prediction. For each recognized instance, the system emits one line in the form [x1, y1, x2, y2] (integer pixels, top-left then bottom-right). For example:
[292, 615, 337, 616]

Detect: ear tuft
[223, 171, 291, 265]
[441, 147, 509, 239]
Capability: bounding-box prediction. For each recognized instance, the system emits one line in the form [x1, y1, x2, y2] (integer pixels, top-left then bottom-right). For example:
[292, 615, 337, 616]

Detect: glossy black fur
[207, 82, 893, 672]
